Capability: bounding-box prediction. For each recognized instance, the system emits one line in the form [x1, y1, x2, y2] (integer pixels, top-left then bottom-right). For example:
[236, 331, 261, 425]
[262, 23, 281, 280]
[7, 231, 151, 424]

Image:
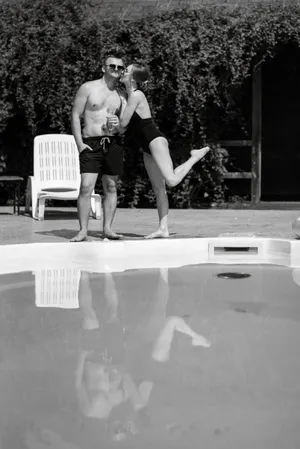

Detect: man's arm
[71, 83, 90, 152]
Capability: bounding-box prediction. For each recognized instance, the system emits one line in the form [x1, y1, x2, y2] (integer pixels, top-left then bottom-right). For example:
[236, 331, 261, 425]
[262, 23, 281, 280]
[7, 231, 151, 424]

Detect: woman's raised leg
[149, 137, 209, 188]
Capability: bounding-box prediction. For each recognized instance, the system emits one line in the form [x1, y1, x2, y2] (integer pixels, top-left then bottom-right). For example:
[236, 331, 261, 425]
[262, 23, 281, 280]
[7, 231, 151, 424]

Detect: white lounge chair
[34, 268, 80, 309]
[25, 134, 101, 220]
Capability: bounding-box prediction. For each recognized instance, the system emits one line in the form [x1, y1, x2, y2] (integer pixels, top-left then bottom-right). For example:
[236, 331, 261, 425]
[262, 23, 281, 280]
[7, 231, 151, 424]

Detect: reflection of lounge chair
[25, 134, 101, 220]
[34, 268, 80, 309]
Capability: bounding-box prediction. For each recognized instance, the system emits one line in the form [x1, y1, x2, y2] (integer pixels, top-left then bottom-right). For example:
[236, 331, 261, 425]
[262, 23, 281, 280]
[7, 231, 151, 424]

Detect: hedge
[1, 0, 300, 207]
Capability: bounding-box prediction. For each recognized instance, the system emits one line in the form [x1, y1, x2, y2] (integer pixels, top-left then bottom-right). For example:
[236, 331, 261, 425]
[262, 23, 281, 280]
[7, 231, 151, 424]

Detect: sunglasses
[106, 64, 124, 72]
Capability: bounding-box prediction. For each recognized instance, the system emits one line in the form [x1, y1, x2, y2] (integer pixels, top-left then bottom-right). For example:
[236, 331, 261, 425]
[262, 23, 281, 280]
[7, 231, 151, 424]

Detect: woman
[118, 64, 210, 239]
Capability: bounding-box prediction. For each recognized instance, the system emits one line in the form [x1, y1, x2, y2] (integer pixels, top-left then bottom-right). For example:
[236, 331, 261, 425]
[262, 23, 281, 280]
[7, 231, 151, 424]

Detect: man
[71, 54, 126, 242]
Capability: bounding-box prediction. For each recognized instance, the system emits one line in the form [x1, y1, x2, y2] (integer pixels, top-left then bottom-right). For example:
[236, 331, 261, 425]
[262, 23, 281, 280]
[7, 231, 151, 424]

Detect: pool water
[0, 264, 300, 448]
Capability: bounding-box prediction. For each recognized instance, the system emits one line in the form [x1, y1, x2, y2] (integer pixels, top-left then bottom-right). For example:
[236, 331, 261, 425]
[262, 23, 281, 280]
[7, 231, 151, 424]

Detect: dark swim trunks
[79, 135, 124, 176]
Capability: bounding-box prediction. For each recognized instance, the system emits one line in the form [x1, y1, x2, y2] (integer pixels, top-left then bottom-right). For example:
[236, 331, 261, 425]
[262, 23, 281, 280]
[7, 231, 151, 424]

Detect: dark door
[262, 45, 300, 200]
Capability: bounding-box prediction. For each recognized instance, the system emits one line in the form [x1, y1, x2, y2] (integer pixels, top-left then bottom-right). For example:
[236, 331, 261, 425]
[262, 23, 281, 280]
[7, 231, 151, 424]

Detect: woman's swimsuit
[127, 101, 166, 155]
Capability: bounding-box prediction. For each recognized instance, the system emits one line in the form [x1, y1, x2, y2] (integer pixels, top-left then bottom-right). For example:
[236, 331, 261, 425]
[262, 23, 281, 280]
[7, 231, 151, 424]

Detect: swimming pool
[1, 238, 300, 448]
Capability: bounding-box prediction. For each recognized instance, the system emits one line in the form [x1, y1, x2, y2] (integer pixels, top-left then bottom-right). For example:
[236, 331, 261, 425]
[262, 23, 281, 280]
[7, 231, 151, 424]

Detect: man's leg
[104, 273, 120, 323]
[71, 173, 98, 242]
[79, 271, 99, 330]
[102, 174, 123, 240]
[143, 152, 169, 239]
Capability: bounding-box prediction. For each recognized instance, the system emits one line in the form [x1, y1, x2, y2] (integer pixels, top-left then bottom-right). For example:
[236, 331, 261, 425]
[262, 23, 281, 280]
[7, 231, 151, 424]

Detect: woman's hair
[131, 64, 150, 85]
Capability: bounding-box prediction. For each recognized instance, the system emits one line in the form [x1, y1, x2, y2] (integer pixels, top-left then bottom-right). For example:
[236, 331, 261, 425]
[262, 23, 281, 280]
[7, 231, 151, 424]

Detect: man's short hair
[103, 53, 125, 65]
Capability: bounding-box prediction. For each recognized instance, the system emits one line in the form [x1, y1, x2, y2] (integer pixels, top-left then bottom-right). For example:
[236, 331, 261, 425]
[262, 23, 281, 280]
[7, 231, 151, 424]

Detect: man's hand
[78, 144, 93, 153]
[107, 114, 120, 131]
[107, 115, 127, 135]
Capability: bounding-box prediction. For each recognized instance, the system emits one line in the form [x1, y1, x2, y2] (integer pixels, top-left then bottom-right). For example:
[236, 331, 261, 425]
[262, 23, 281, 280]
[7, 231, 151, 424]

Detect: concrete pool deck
[0, 206, 300, 245]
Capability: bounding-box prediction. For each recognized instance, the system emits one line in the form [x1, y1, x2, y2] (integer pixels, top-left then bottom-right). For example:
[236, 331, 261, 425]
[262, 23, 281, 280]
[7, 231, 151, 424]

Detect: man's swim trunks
[79, 135, 124, 176]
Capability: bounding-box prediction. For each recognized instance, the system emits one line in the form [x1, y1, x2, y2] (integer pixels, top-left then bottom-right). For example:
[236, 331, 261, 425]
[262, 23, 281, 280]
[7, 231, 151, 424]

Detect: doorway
[261, 44, 300, 201]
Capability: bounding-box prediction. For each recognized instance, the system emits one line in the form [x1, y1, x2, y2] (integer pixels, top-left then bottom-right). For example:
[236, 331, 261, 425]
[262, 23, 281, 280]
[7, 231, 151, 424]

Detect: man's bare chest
[87, 89, 121, 113]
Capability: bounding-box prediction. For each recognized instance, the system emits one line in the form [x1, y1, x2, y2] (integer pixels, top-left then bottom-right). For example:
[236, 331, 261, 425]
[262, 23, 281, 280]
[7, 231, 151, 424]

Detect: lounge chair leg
[91, 196, 102, 220]
[94, 197, 102, 220]
[32, 198, 39, 220]
[38, 197, 46, 221]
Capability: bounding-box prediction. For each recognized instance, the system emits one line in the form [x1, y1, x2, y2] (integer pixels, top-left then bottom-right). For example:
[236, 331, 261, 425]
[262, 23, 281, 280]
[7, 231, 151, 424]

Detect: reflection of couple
[76, 269, 210, 441]
[71, 54, 210, 242]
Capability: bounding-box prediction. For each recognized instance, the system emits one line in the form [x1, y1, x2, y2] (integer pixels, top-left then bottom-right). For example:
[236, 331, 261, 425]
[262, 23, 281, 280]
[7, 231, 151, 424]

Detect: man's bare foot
[190, 146, 210, 162]
[70, 230, 88, 242]
[145, 229, 169, 239]
[102, 230, 124, 240]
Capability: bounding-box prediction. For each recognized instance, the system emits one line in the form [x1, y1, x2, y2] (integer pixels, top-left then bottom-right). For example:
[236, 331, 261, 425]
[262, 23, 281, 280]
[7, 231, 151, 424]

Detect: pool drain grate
[216, 272, 251, 279]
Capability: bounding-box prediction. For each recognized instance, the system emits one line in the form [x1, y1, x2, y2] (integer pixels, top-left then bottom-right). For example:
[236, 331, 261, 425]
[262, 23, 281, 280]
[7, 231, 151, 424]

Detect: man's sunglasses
[106, 64, 124, 72]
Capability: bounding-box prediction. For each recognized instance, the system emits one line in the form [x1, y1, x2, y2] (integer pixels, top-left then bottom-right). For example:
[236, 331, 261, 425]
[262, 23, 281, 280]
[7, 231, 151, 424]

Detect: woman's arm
[113, 92, 128, 135]
[122, 373, 149, 410]
[120, 91, 141, 128]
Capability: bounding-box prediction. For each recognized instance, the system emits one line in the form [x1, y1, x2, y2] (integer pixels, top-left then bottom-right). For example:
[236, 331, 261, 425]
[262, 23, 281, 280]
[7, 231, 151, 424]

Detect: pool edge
[1, 237, 300, 274]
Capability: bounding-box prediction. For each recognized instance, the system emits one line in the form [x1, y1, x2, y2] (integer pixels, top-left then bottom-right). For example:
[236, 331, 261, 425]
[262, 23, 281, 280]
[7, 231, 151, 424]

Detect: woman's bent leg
[149, 137, 209, 188]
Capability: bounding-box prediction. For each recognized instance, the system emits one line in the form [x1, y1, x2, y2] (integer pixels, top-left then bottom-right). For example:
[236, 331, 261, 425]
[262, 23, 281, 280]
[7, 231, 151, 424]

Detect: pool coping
[1, 237, 300, 274]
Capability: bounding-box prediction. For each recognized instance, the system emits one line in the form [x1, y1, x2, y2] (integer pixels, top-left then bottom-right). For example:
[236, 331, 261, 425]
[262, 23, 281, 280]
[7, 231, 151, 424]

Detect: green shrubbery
[1, 0, 300, 206]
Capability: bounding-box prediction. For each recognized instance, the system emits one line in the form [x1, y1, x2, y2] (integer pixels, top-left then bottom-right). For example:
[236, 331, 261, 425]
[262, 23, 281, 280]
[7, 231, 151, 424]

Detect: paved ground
[0, 206, 300, 245]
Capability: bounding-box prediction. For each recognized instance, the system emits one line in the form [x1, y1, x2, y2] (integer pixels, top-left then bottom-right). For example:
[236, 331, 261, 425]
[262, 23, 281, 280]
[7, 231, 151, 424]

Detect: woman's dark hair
[132, 64, 150, 84]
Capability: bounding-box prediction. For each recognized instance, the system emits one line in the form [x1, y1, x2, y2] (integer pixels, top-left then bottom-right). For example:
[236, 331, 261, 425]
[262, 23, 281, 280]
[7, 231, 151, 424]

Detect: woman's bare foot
[192, 335, 211, 348]
[102, 230, 124, 240]
[70, 230, 88, 242]
[190, 146, 210, 162]
[145, 229, 169, 239]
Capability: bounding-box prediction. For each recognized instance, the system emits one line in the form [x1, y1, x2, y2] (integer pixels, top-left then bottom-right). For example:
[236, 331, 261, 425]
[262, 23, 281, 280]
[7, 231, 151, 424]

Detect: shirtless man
[71, 55, 126, 242]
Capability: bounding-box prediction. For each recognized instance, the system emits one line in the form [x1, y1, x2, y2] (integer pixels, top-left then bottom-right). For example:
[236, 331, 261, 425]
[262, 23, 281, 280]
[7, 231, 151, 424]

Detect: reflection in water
[0, 267, 210, 447]
[76, 272, 127, 425]
[34, 269, 80, 309]
[292, 268, 300, 287]
[25, 427, 81, 449]
[3, 265, 300, 447]
[76, 271, 144, 441]
[76, 268, 211, 442]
